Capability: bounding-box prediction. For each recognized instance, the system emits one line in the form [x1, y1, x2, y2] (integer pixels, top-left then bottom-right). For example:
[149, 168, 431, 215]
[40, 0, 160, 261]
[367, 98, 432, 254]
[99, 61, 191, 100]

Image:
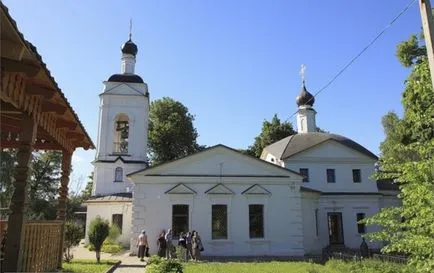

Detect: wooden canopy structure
[1, 3, 94, 272]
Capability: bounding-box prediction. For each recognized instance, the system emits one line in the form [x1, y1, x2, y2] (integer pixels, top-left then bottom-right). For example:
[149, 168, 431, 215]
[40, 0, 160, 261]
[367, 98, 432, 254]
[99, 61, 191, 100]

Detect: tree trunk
[96, 251, 100, 263]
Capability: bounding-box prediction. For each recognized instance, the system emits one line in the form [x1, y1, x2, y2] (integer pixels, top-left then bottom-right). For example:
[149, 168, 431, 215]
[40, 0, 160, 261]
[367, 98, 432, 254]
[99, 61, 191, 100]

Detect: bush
[146, 255, 183, 273]
[88, 216, 109, 263]
[63, 221, 83, 262]
[101, 240, 123, 254]
[107, 224, 120, 242]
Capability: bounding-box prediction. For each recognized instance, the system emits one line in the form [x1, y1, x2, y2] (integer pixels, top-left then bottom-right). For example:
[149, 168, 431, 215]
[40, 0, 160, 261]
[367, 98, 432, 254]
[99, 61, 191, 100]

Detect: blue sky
[3, 0, 422, 192]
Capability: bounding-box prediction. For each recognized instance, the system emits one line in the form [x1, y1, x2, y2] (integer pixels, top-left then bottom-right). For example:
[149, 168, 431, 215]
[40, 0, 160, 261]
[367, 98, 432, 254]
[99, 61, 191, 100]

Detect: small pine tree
[88, 216, 109, 263]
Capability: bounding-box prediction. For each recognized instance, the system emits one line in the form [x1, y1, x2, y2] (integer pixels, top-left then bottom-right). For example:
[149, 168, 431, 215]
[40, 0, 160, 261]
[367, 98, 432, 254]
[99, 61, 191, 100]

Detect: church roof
[107, 73, 144, 83]
[86, 192, 132, 203]
[296, 82, 315, 107]
[264, 132, 378, 160]
[121, 39, 138, 56]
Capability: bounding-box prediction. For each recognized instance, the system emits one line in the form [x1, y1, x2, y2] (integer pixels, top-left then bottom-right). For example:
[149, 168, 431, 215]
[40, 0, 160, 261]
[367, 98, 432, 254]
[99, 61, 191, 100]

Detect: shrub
[63, 221, 83, 262]
[107, 224, 120, 243]
[101, 240, 123, 254]
[146, 255, 183, 273]
[88, 216, 109, 263]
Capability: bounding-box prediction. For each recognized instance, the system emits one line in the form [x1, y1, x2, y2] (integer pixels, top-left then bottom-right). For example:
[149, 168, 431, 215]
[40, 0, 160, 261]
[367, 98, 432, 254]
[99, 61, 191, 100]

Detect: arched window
[114, 167, 123, 182]
[114, 114, 129, 154]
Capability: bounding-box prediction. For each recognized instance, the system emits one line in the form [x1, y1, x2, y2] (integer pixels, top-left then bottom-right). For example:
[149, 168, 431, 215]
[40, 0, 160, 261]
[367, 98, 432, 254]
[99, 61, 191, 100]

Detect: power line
[285, 0, 417, 123]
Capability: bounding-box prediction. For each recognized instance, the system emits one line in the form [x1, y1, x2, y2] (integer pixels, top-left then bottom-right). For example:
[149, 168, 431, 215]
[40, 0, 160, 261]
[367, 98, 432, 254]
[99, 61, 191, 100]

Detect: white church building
[85, 37, 400, 256]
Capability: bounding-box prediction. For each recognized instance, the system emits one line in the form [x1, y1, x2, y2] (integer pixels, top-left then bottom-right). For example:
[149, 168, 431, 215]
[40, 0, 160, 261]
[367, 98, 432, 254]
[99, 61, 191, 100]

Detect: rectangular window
[357, 213, 366, 234]
[352, 169, 361, 183]
[112, 214, 123, 234]
[314, 209, 319, 236]
[249, 204, 264, 238]
[172, 205, 189, 238]
[300, 168, 309, 182]
[212, 205, 228, 239]
[326, 169, 336, 183]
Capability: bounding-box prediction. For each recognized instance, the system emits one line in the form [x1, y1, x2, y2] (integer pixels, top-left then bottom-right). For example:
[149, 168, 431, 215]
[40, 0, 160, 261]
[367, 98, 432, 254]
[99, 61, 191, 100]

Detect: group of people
[136, 228, 204, 262]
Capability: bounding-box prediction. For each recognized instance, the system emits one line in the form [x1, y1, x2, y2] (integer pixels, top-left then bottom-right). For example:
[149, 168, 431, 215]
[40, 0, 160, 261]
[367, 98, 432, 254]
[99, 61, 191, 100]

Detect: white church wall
[130, 180, 305, 256]
[301, 192, 322, 254]
[318, 195, 382, 249]
[85, 202, 133, 246]
[96, 91, 148, 162]
[92, 162, 145, 196]
[283, 141, 378, 193]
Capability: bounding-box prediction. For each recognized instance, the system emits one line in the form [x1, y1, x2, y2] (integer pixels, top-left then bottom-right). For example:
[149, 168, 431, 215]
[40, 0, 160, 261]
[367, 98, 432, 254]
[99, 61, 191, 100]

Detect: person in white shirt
[136, 230, 148, 261]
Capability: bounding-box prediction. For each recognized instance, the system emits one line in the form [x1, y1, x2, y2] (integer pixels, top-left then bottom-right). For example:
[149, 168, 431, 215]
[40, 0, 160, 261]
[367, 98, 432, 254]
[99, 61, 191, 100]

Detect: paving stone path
[71, 243, 146, 273]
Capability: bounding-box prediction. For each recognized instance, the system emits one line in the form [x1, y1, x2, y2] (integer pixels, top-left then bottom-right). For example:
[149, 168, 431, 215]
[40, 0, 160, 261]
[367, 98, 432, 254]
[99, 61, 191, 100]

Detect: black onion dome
[121, 39, 138, 56]
[296, 83, 315, 107]
[108, 74, 144, 83]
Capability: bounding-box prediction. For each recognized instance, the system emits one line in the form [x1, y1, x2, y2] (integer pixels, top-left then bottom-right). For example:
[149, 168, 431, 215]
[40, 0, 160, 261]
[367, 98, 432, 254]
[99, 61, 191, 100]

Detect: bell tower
[92, 33, 149, 196]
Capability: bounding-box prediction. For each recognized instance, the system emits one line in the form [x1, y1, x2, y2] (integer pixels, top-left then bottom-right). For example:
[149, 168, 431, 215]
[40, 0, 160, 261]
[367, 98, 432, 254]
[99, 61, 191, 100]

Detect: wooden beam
[25, 84, 56, 99]
[1, 39, 25, 60]
[41, 101, 67, 115]
[1, 58, 40, 77]
[1, 139, 62, 150]
[56, 118, 77, 130]
[66, 131, 85, 140]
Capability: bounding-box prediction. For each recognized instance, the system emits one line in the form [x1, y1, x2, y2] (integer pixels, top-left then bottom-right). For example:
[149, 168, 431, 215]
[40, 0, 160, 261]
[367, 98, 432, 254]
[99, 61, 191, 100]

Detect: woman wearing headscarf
[157, 230, 167, 258]
[192, 230, 203, 261]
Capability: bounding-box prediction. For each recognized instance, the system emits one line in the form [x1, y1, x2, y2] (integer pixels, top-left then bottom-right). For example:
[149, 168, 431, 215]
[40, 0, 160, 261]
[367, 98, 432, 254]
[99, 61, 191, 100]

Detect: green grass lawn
[181, 260, 409, 273]
[182, 261, 331, 273]
[61, 259, 118, 273]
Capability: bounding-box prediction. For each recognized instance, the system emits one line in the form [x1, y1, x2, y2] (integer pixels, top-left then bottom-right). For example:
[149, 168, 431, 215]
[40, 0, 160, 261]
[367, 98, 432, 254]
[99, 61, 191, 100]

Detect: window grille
[172, 205, 189, 238]
[112, 214, 123, 234]
[212, 205, 228, 239]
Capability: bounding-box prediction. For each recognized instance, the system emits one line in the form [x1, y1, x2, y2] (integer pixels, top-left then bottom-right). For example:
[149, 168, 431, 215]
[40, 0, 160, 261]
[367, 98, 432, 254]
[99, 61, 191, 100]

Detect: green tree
[88, 216, 110, 263]
[28, 151, 63, 219]
[0, 149, 16, 208]
[247, 114, 296, 158]
[148, 97, 203, 165]
[63, 221, 83, 262]
[81, 172, 94, 200]
[365, 34, 434, 272]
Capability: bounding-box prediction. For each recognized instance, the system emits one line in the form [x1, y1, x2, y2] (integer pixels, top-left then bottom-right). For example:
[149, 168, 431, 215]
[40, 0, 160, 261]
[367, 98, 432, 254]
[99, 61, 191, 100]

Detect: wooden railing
[21, 221, 63, 272]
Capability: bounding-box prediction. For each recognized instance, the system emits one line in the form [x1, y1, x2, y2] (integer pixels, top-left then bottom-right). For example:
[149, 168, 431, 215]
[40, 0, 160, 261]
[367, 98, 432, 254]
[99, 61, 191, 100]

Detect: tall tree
[148, 97, 203, 165]
[0, 150, 63, 219]
[247, 114, 296, 158]
[28, 151, 63, 219]
[0, 150, 16, 208]
[365, 34, 434, 272]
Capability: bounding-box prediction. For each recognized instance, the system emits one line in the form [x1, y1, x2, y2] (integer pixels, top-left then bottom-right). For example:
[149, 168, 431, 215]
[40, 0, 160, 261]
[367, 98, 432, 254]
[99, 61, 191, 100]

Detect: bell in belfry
[121, 128, 129, 139]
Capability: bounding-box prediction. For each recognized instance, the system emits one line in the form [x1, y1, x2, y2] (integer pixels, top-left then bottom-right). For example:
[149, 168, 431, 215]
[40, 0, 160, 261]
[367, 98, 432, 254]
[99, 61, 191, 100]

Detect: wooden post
[3, 114, 37, 272]
[419, 0, 434, 88]
[56, 150, 72, 268]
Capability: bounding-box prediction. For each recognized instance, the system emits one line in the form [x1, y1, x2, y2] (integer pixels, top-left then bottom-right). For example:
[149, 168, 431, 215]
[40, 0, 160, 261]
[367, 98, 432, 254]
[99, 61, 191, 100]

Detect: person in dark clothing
[185, 231, 193, 261]
[157, 231, 167, 258]
[178, 232, 187, 261]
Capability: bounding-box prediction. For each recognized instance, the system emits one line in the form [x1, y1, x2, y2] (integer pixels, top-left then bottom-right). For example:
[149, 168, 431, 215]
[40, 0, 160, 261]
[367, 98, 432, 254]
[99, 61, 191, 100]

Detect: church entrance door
[327, 212, 344, 245]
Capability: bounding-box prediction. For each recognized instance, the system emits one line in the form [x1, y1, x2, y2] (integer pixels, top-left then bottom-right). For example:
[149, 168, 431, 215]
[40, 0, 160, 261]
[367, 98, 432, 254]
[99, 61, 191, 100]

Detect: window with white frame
[357, 213, 366, 234]
[172, 205, 189, 238]
[114, 167, 123, 182]
[212, 205, 228, 239]
[249, 204, 264, 238]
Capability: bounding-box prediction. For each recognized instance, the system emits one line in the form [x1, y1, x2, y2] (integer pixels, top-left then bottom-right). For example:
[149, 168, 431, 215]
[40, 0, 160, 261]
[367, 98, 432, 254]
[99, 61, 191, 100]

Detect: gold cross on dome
[129, 18, 133, 40]
[299, 64, 306, 84]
